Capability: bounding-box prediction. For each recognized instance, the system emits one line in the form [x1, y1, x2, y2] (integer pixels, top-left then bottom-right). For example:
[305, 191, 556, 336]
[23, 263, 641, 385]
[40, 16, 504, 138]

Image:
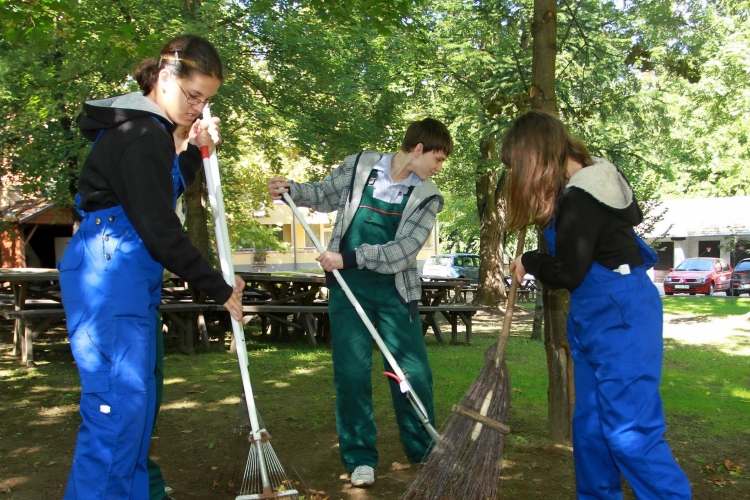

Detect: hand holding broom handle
[282, 192, 441, 443]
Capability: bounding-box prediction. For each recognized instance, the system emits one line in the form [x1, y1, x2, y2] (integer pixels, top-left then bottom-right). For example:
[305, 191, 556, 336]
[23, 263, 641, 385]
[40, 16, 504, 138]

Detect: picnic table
[237, 272, 327, 346]
[503, 275, 537, 301]
[0, 268, 62, 364]
[419, 276, 484, 343]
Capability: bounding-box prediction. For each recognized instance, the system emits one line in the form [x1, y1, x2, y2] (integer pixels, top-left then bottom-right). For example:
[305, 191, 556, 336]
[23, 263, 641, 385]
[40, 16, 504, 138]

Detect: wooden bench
[159, 303, 224, 355]
[418, 305, 487, 345]
[2, 308, 66, 367]
[3, 301, 487, 367]
[2, 303, 226, 366]
[241, 304, 330, 347]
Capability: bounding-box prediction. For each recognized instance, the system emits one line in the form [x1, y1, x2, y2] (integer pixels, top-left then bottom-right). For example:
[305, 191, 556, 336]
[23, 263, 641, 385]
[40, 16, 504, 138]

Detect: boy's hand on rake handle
[268, 176, 290, 200]
[316, 251, 343, 271]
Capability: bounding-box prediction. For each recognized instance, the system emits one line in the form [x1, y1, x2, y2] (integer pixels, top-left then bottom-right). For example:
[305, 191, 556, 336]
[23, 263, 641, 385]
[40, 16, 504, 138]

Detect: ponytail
[133, 35, 224, 94]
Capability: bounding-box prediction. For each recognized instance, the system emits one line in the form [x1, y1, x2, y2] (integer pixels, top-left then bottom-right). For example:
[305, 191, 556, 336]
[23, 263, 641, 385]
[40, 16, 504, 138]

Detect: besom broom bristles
[404, 229, 526, 500]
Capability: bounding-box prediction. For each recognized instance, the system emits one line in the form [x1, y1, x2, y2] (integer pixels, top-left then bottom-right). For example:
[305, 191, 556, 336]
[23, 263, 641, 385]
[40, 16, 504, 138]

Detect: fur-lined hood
[564, 156, 642, 226]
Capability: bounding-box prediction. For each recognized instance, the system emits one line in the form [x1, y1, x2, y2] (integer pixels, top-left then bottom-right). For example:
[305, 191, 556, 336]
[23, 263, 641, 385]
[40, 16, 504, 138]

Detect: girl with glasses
[59, 35, 244, 500]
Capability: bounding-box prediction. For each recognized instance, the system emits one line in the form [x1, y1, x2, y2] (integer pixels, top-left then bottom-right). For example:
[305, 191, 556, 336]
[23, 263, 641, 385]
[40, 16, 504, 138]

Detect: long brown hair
[501, 110, 592, 234]
[134, 35, 224, 95]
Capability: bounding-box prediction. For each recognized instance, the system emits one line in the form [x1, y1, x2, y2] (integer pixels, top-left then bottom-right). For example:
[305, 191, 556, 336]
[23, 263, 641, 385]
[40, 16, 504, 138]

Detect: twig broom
[201, 106, 299, 499]
[403, 228, 527, 500]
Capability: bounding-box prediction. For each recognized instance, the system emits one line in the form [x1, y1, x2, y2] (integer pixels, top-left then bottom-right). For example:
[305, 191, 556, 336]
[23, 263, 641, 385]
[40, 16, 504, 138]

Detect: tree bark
[531, 280, 543, 342]
[185, 170, 211, 301]
[474, 136, 508, 306]
[531, 2, 558, 114]
[543, 285, 574, 442]
[530, 0, 574, 443]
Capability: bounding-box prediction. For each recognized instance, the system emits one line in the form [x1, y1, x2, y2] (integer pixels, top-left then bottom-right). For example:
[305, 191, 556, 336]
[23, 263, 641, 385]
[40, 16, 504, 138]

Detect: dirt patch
[1, 308, 749, 500]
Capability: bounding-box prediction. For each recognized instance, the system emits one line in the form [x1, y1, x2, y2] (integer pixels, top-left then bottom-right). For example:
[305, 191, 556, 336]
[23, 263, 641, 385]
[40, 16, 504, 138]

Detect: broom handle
[200, 107, 271, 489]
[282, 192, 440, 443]
[494, 227, 527, 365]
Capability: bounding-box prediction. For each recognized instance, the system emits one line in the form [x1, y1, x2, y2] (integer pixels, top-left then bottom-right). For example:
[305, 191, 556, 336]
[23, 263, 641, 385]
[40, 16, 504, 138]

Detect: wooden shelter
[1, 198, 75, 268]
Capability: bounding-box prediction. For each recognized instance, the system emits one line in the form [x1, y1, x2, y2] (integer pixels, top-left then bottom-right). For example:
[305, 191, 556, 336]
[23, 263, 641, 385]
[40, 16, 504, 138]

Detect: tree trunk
[531, 280, 543, 342]
[474, 136, 508, 307]
[531, 0, 558, 114]
[531, 0, 574, 443]
[543, 284, 574, 443]
[185, 170, 211, 301]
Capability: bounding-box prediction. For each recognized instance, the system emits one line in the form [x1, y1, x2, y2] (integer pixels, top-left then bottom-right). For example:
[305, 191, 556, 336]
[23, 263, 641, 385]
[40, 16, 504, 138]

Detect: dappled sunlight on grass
[163, 377, 188, 385]
[217, 395, 241, 405]
[263, 380, 291, 388]
[730, 387, 750, 401]
[161, 400, 200, 411]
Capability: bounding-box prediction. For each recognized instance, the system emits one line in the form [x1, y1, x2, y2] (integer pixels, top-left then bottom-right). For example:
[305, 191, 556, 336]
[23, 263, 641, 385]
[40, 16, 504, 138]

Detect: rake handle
[200, 106, 275, 495]
[494, 227, 527, 365]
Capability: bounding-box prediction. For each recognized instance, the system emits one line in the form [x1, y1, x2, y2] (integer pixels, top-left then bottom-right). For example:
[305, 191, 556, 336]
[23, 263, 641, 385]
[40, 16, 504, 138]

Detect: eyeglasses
[176, 81, 211, 107]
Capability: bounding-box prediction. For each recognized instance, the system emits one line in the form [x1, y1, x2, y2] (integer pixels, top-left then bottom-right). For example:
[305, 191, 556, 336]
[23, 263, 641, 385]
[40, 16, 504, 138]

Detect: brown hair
[134, 35, 224, 94]
[401, 118, 454, 156]
[502, 110, 592, 234]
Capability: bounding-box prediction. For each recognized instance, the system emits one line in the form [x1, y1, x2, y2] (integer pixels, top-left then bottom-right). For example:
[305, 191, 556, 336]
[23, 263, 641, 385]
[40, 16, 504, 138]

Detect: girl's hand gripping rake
[201, 106, 298, 500]
[282, 192, 440, 443]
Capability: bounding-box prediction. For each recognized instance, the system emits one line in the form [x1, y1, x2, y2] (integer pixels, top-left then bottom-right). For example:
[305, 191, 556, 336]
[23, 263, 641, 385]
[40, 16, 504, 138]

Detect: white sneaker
[350, 465, 375, 487]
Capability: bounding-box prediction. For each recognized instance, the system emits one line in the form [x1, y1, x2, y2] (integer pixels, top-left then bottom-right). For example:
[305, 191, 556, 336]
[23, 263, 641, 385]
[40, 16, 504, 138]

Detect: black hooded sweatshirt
[77, 92, 232, 304]
[521, 157, 644, 291]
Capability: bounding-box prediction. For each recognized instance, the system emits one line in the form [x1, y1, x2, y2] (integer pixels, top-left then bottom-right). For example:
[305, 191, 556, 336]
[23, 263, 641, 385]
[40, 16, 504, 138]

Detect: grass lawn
[1, 295, 748, 499]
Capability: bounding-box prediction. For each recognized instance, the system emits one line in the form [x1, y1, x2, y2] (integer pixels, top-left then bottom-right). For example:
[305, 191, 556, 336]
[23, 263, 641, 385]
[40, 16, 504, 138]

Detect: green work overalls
[329, 169, 435, 472]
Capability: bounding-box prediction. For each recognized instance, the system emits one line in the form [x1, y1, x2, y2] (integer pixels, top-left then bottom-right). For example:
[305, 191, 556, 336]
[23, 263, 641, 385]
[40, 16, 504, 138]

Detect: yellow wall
[233, 200, 438, 272]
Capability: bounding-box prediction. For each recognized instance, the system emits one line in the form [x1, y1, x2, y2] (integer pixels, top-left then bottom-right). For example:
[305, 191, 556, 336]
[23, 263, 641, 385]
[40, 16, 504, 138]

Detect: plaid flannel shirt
[288, 151, 444, 305]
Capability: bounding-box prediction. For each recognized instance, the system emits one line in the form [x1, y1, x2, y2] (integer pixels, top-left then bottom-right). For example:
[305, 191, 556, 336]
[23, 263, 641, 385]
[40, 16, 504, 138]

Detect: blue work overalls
[59, 128, 186, 500]
[545, 224, 691, 499]
[329, 169, 435, 472]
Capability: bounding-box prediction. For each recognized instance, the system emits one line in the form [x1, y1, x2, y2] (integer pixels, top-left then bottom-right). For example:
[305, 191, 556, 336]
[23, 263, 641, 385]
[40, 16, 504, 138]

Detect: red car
[663, 257, 733, 296]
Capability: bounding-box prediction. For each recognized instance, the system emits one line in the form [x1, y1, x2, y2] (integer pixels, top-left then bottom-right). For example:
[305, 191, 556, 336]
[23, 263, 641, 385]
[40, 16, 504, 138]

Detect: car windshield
[675, 259, 713, 271]
[735, 261, 750, 271]
[427, 257, 451, 266]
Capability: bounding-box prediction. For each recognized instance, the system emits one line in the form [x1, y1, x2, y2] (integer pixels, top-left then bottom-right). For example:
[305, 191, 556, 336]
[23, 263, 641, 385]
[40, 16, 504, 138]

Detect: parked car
[421, 253, 480, 282]
[729, 258, 750, 296]
[663, 257, 733, 296]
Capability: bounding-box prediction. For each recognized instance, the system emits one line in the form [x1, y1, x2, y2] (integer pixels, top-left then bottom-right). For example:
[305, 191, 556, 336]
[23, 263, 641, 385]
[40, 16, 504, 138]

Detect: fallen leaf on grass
[512, 388, 523, 393]
[678, 441, 689, 445]
[725, 459, 742, 472]
[714, 476, 725, 486]
[704, 465, 717, 473]
[211, 466, 218, 470]
[181, 429, 193, 434]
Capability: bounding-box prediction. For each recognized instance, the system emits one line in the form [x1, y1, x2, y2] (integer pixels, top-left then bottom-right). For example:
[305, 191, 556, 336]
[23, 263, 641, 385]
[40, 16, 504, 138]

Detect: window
[266, 224, 284, 243]
[304, 225, 319, 248]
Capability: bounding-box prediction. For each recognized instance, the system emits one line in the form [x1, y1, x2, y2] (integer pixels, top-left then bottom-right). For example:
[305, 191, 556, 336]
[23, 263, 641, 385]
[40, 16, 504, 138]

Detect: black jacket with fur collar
[77, 92, 232, 304]
[521, 157, 644, 291]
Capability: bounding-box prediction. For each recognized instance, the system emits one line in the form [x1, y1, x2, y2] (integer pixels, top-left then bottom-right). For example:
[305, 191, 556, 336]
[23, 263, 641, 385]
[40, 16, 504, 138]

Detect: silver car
[422, 253, 480, 282]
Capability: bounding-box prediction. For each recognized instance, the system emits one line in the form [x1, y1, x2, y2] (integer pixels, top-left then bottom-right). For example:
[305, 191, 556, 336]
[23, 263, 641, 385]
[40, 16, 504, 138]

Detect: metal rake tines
[232, 392, 299, 500]
[235, 440, 300, 499]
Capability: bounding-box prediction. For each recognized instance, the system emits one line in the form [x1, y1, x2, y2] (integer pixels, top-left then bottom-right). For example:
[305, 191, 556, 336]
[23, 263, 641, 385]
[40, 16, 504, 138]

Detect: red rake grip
[382, 371, 402, 383]
[200, 146, 211, 159]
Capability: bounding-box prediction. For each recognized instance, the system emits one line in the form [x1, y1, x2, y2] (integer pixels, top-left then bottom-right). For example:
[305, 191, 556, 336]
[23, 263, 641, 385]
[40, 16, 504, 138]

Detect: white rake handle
[282, 192, 440, 443]
[200, 106, 273, 491]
